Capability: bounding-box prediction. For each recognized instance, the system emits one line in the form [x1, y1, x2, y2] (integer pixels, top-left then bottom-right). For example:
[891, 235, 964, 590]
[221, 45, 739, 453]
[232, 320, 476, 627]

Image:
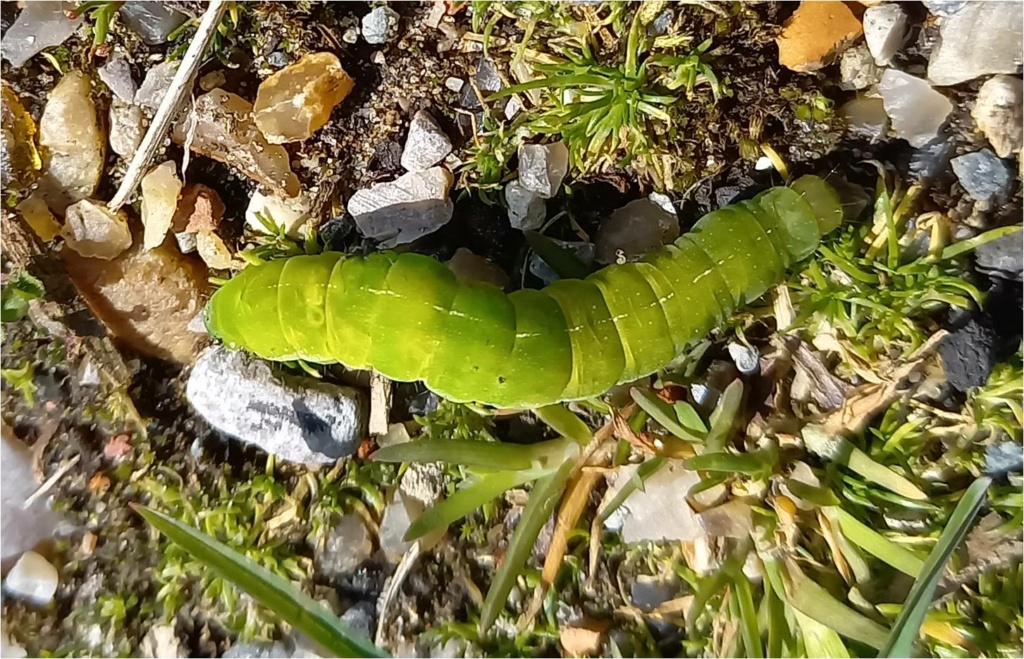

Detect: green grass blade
[524, 231, 592, 280]
[880, 476, 992, 658]
[133, 504, 388, 658]
[938, 225, 1022, 261]
[479, 460, 575, 633]
[785, 560, 889, 650]
[794, 610, 851, 659]
[684, 450, 768, 475]
[705, 379, 743, 452]
[630, 388, 704, 442]
[372, 438, 573, 471]
[733, 569, 764, 658]
[836, 508, 925, 578]
[405, 470, 546, 542]
[534, 404, 593, 445]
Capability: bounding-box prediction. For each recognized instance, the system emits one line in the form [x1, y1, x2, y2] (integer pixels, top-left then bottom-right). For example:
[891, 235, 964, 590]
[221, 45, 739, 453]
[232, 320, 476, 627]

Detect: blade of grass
[630, 388, 704, 442]
[597, 457, 666, 522]
[704, 379, 743, 452]
[534, 404, 593, 445]
[731, 568, 764, 658]
[524, 231, 592, 280]
[372, 437, 574, 471]
[133, 504, 388, 658]
[803, 425, 927, 501]
[793, 609, 851, 659]
[880, 476, 992, 658]
[836, 508, 925, 578]
[404, 469, 548, 542]
[937, 225, 1022, 261]
[783, 559, 890, 650]
[479, 459, 575, 634]
[684, 449, 772, 475]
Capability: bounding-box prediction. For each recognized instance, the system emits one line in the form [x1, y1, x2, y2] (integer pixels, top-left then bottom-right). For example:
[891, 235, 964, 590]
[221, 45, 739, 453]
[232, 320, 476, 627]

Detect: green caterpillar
[206, 176, 842, 408]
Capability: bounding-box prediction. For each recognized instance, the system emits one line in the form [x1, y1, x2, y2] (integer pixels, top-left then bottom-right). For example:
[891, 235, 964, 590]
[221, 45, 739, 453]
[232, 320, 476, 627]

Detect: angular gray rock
[401, 110, 452, 172]
[379, 493, 420, 562]
[98, 59, 138, 103]
[595, 196, 679, 264]
[985, 441, 1024, 477]
[975, 231, 1023, 282]
[340, 603, 375, 639]
[505, 178, 546, 231]
[951, 149, 1012, 202]
[316, 515, 374, 578]
[972, 75, 1023, 158]
[3, 551, 59, 606]
[922, 1, 968, 16]
[839, 96, 889, 143]
[348, 167, 454, 247]
[2, 427, 60, 562]
[928, 2, 1024, 86]
[119, 1, 188, 45]
[186, 346, 366, 464]
[1, 1, 82, 68]
[908, 137, 955, 181]
[839, 44, 882, 91]
[109, 100, 146, 159]
[362, 6, 399, 45]
[135, 61, 180, 112]
[878, 69, 952, 148]
[604, 462, 705, 543]
[863, 4, 907, 66]
[518, 142, 569, 199]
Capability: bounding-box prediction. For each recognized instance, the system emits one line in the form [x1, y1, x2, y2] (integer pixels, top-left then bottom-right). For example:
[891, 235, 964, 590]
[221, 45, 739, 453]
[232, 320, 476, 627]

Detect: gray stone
[595, 196, 679, 264]
[98, 59, 138, 103]
[839, 96, 889, 143]
[928, 2, 1024, 86]
[608, 461, 705, 543]
[922, 1, 969, 17]
[630, 574, 677, 610]
[348, 167, 454, 247]
[972, 75, 1023, 158]
[699, 500, 754, 539]
[109, 100, 146, 159]
[186, 346, 366, 464]
[266, 51, 289, 68]
[316, 515, 373, 578]
[1, 1, 82, 68]
[401, 110, 452, 172]
[362, 6, 399, 45]
[975, 231, 1023, 282]
[1, 427, 60, 562]
[646, 9, 674, 37]
[863, 4, 907, 66]
[727, 343, 759, 375]
[475, 57, 503, 93]
[400, 462, 445, 508]
[528, 239, 595, 285]
[135, 61, 180, 112]
[908, 137, 955, 181]
[505, 179, 546, 231]
[878, 69, 952, 148]
[3, 551, 58, 606]
[379, 493, 419, 562]
[951, 149, 1012, 202]
[518, 142, 569, 199]
[985, 441, 1024, 477]
[340, 603, 375, 639]
[839, 44, 882, 91]
[119, 1, 188, 45]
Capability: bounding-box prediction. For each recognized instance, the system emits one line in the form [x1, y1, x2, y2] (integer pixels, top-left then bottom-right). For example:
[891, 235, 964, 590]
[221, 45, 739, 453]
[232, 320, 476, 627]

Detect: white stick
[107, 0, 229, 211]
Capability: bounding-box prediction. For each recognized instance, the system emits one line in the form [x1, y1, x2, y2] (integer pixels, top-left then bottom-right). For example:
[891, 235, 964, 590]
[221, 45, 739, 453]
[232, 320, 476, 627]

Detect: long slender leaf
[784, 559, 890, 650]
[133, 504, 388, 658]
[794, 610, 851, 659]
[938, 225, 1022, 261]
[479, 460, 575, 633]
[732, 568, 764, 658]
[684, 449, 771, 475]
[524, 231, 591, 280]
[597, 457, 666, 522]
[630, 388, 704, 442]
[705, 379, 743, 452]
[836, 508, 925, 578]
[372, 438, 573, 471]
[404, 469, 548, 542]
[534, 404, 592, 445]
[881, 477, 992, 657]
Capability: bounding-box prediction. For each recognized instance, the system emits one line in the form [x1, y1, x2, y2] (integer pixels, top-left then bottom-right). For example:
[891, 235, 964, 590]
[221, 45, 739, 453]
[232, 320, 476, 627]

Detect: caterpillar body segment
[206, 176, 842, 408]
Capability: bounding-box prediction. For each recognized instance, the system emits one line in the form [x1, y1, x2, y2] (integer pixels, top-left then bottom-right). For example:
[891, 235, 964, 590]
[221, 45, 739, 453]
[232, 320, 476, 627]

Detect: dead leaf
[88, 473, 111, 495]
[104, 434, 132, 460]
[559, 623, 606, 658]
[792, 341, 851, 411]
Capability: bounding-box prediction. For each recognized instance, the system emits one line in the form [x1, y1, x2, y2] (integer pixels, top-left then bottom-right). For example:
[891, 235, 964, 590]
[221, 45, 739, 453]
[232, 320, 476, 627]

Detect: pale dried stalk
[108, 0, 229, 211]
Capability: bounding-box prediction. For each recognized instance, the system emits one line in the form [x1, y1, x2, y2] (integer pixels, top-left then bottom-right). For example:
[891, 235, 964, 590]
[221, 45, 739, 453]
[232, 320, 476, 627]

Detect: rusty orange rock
[776, 2, 864, 73]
